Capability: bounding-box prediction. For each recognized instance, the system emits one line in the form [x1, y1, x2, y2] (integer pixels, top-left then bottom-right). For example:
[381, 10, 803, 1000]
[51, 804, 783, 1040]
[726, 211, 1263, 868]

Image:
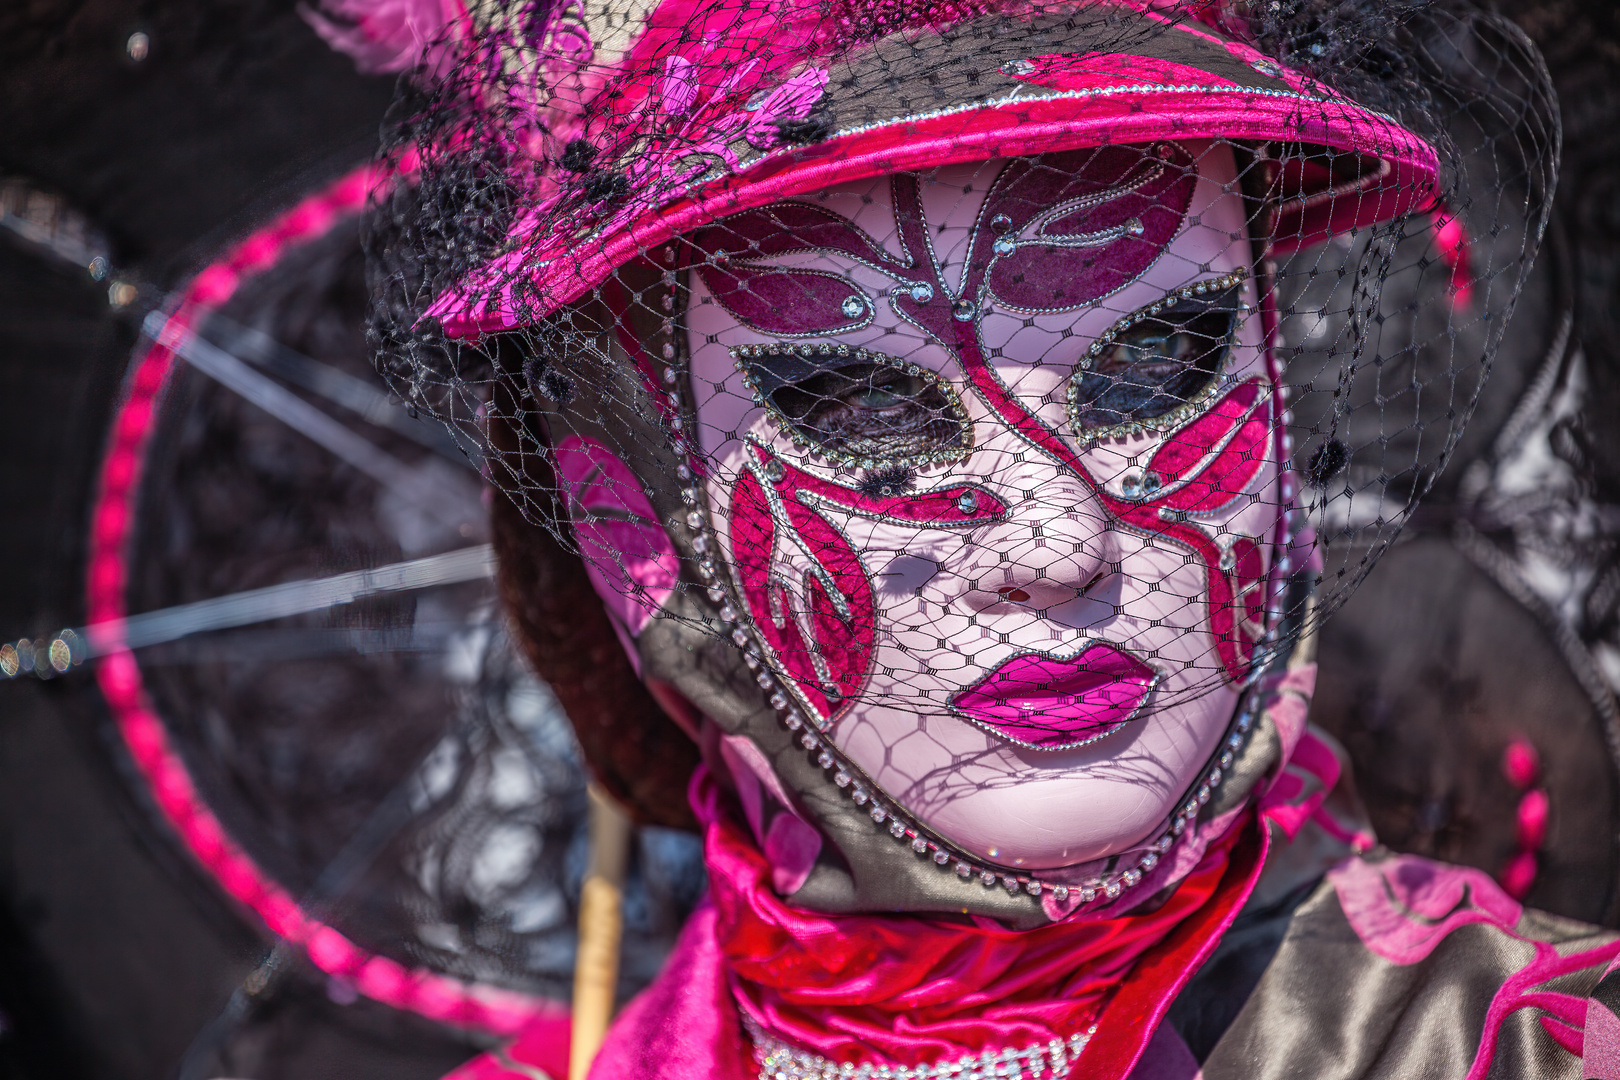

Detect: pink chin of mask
[571, 141, 1286, 877]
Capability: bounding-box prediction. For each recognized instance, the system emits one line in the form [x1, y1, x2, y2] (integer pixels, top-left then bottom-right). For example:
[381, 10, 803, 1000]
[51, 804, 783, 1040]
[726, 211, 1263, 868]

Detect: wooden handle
[569, 784, 631, 1080]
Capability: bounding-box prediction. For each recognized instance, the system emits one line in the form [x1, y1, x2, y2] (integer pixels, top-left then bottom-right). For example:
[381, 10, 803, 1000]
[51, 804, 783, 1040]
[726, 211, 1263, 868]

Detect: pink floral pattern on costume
[1330, 851, 1620, 1079]
[553, 436, 679, 649]
[656, 57, 830, 178]
[1329, 852, 1523, 966]
[571, 58, 830, 243]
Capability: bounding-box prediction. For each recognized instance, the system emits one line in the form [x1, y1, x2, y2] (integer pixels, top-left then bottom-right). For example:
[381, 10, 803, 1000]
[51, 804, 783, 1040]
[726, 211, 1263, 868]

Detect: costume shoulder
[1178, 849, 1620, 1079]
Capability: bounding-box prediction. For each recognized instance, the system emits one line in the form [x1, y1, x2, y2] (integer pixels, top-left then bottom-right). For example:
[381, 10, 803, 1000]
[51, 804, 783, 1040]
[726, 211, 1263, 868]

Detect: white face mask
[574, 140, 1286, 873]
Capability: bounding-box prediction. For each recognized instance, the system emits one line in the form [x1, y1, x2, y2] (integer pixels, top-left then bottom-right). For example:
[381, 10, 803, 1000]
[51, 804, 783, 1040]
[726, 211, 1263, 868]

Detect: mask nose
[941, 435, 1123, 615]
[986, 479, 1119, 606]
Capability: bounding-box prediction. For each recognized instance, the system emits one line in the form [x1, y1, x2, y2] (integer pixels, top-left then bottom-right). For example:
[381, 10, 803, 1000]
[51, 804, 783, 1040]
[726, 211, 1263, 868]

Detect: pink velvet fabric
[442, 1013, 571, 1080]
[584, 875, 1231, 1080]
[585, 900, 758, 1080]
[699, 768, 1262, 1075]
[441, 917, 1211, 1080]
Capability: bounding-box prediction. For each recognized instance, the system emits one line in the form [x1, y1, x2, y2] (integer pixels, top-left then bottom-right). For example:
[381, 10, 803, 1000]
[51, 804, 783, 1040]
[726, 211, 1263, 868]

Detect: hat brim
[428, 12, 1440, 338]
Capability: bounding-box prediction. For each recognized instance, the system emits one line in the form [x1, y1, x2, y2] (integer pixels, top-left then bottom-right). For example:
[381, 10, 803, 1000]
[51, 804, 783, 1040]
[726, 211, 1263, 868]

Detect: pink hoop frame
[86, 162, 569, 1038]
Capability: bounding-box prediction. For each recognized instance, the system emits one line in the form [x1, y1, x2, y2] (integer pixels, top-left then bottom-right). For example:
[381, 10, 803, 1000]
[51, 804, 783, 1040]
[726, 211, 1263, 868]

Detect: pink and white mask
[569, 141, 1288, 880]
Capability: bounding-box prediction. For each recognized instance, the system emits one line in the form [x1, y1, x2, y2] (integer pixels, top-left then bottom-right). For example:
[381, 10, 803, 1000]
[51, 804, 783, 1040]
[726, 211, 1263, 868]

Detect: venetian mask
[561, 140, 1288, 876]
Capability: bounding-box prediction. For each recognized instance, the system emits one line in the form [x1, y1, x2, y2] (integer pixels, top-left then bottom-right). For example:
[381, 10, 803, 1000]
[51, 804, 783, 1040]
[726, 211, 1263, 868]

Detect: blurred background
[0, 1, 1617, 1078]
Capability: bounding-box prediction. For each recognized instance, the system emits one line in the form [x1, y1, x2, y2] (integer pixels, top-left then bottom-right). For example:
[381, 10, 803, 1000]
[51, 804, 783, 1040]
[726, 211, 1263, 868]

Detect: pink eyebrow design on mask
[691, 144, 1197, 337]
[690, 201, 899, 336]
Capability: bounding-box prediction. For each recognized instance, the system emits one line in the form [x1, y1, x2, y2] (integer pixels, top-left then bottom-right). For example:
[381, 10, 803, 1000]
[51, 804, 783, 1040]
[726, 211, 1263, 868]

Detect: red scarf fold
[696, 768, 1267, 1074]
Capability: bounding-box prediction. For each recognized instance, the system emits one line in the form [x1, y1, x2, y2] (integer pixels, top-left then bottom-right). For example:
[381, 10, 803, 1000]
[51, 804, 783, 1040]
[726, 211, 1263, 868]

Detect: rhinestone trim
[746, 1017, 1097, 1080]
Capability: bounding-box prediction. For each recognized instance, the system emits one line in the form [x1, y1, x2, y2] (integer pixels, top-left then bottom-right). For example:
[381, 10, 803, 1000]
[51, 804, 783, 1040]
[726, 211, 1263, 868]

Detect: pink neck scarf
[695, 768, 1266, 1076]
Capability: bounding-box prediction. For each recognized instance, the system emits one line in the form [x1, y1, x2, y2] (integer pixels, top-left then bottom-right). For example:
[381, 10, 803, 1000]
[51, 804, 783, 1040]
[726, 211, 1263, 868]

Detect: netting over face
[367, 0, 1559, 917]
[670, 145, 1276, 868]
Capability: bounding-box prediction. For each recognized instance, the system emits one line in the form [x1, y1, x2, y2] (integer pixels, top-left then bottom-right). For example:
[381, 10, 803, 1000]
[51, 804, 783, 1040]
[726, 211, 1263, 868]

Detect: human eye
[1066, 272, 1247, 441]
[831, 368, 921, 412]
[729, 343, 971, 469]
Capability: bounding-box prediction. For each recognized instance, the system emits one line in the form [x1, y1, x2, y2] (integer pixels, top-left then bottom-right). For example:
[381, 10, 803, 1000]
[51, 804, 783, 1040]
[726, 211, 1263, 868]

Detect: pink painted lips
[948, 645, 1161, 750]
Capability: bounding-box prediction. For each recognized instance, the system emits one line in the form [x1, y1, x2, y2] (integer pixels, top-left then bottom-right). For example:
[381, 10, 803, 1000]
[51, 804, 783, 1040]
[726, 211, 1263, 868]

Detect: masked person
[366, 1, 1613, 1076]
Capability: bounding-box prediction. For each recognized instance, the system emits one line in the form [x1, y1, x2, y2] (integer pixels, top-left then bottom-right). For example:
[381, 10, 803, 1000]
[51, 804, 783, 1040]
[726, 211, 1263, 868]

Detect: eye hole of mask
[740, 351, 970, 469]
[1067, 284, 1240, 437]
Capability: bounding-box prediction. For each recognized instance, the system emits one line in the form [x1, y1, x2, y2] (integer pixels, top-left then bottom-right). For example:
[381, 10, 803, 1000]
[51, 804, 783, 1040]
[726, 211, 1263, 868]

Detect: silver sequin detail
[746, 1019, 1095, 1080]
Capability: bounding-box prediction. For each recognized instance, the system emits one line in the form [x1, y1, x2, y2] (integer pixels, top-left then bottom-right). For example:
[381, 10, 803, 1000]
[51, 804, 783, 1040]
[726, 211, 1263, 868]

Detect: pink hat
[418, 0, 1441, 338]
